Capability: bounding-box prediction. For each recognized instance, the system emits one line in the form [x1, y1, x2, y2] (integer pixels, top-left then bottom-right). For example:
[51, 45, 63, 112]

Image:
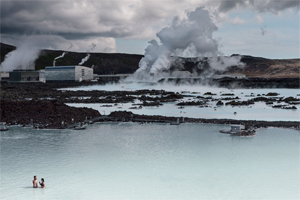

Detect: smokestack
[53, 52, 66, 67]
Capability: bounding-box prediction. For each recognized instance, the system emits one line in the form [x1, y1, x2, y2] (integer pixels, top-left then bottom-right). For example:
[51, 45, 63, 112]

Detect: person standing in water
[33, 176, 38, 188]
[39, 178, 45, 188]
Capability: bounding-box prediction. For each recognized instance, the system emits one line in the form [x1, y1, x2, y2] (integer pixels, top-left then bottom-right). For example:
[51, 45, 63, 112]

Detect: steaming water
[1, 124, 299, 200]
[62, 83, 300, 121]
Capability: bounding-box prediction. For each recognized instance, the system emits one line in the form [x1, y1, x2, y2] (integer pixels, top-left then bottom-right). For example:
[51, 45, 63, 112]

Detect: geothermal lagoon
[1, 123, 299, 200]
[1, 82, 299, 200]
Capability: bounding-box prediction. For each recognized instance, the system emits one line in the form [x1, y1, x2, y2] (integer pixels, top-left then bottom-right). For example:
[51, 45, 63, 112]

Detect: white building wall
[75, 66, 93, 81]
[38, 70, 46, 82]
[45, 66, 93, 82]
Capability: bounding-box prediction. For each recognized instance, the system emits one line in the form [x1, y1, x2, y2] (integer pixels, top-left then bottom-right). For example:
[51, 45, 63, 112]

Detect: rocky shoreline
[1, 106, 299, 130]
[1, 100, 100, 128]
[101, 111, 300, 130]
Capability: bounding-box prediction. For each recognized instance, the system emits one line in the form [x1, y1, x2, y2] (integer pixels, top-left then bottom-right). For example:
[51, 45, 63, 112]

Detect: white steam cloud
[134, 7, 244, 80]
[0, 38, 41, 72]
[207, 56, 244, 71]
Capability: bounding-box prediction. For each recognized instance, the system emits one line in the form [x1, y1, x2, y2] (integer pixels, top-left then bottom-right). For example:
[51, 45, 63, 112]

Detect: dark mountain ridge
[1, 42, 299, 77]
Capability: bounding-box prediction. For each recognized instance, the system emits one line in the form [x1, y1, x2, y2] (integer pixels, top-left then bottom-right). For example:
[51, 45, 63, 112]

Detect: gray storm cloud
[218, 0, 300, 13]
[0, 0, 298, 54]
[2, 1, 297, 45]
[0, 0, 298, 72]
[0, 1, 117, 53]
[134, 7, 244, 79]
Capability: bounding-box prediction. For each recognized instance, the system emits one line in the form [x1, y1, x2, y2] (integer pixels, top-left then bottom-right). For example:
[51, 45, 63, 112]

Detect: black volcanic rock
[0, 100, 100, 128]
[216, 100, 224, 106]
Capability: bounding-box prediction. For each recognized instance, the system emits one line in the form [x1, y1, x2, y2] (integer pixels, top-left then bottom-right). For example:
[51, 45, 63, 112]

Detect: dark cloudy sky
[1, 0, 299, 58]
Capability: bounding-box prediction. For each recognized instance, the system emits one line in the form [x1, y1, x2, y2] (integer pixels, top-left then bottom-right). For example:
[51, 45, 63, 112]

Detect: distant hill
[237, 55, 299, 78]
[35, 49, 143, 75]
[1, 42, 299, 77]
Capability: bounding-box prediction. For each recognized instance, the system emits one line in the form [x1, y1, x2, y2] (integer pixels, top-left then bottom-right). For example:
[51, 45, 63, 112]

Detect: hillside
[36, 49, 143, 74]
[238, 55, 299, 78]
[0, 42, 299, 77]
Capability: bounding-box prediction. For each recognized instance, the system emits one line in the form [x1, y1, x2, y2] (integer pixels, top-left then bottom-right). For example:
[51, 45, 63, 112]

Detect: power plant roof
[45, 66, 76, 70]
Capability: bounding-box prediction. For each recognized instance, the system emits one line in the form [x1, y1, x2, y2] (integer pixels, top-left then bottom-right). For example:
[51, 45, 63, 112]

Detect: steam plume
[134, 7, 244, 80]
[79, 54, 90, 65]
[78, 43, 96, 66]
[0, 38, 40, 72]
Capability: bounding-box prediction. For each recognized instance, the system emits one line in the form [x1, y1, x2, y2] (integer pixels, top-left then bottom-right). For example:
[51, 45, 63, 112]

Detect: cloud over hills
[0, 0, 299, 58]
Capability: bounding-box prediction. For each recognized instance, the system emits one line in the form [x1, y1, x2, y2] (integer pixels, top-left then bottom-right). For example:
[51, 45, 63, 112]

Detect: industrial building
[45, 66, 93, 82]
[9, 70, 40, 82]
[0, 72, 9, 82]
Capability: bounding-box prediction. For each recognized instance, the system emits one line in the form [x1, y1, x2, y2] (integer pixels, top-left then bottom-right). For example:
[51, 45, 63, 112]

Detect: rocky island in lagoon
[1, 75, 299, 131]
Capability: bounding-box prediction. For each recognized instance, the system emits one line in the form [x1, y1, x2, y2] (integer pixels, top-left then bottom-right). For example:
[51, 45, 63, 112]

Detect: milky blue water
[1, 123, 299, 200]
[63, 83, 300, 121]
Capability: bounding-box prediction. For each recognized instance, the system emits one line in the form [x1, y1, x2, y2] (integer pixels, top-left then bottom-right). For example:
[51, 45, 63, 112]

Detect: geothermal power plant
[0, 50, 96, 83]
[4, 65, 93, 83]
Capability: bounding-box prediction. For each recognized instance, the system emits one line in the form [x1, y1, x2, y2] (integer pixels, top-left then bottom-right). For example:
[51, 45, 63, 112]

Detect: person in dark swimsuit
[39, 178, 45, 188]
